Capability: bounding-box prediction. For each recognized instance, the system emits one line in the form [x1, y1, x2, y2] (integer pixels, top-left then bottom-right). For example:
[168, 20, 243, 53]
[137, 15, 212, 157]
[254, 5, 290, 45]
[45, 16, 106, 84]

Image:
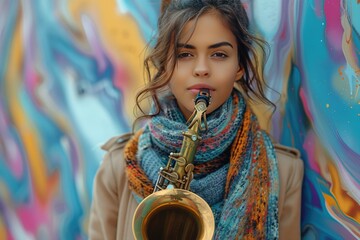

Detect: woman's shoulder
[273, 143, 304, 187]
[273, 143, 303, 166]
[101, 132, 133, 152]
[99, 132, 134, 172]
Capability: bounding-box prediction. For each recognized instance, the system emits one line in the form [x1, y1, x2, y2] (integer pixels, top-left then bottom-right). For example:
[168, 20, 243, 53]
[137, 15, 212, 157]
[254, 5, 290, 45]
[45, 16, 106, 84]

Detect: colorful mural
[0, 0, 359, 239]
[247, 1, 360, 239]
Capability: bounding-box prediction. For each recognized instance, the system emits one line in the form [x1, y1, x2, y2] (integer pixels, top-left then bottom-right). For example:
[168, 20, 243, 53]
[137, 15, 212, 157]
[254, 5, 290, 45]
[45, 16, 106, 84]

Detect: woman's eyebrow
[177, 43, 195, 49]
[209, 42, 233, 49]
[177, 42, 233, 49]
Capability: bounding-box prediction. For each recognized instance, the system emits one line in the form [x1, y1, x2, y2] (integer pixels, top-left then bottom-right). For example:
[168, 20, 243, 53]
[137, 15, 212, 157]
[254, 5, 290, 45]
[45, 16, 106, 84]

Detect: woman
[89, 0, 304, 239]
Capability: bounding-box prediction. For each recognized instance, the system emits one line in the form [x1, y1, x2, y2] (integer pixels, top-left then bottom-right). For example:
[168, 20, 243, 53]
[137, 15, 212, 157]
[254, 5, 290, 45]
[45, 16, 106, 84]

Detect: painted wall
[0, 0, 359, 239]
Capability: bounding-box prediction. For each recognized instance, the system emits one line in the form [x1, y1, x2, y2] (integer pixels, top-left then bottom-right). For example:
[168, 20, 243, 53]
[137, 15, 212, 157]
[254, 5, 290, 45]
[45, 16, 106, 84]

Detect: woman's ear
[235, 67, 244, 81]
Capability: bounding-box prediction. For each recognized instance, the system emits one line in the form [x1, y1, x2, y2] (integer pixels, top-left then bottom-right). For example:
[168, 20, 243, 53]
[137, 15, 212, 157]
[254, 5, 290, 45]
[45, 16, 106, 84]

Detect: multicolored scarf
[124, 90, 279, 239]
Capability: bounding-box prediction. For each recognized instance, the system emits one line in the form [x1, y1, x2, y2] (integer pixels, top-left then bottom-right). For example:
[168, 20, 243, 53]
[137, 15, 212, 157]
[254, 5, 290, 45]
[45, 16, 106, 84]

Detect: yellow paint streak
[4, 10, 57, 205]
[68, 0, 148, 121]
[328, 161, 360, 222]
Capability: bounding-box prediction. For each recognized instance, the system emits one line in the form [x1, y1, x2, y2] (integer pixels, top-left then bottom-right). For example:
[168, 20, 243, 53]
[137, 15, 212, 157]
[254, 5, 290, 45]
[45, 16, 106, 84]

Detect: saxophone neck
[187, 89, 211, 132]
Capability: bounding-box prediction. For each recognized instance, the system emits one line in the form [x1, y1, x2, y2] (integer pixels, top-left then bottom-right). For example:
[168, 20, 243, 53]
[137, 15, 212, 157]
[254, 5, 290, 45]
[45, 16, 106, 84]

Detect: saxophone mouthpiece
[195, 89, 211, 107]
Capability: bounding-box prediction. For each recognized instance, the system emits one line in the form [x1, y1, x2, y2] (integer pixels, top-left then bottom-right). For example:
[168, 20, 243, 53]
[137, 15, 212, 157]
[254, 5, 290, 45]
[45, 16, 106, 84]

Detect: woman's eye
[212, 52, 228, 58]
[177, 52, 192, 58]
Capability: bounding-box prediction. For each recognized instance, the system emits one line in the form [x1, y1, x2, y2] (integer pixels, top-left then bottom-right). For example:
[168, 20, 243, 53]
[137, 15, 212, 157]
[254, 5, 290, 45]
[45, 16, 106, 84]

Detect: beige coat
[88, 134, 304, 240]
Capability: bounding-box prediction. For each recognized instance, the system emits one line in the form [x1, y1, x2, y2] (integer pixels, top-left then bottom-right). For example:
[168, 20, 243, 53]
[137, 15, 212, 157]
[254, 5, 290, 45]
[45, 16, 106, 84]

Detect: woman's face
[169, 11, 243, 119]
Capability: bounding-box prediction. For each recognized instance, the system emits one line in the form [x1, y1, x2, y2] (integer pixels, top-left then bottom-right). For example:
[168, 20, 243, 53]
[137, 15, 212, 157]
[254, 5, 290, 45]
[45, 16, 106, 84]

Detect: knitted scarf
[124, 90, 279, 239]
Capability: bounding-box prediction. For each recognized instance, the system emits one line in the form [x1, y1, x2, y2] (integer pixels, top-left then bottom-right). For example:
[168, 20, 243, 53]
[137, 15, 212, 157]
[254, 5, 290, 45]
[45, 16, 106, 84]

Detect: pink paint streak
[324, 0, 343, 56]
[113, 60, 129, 91]
[303, 131, 321, 173]
[16, 196, 51, 234]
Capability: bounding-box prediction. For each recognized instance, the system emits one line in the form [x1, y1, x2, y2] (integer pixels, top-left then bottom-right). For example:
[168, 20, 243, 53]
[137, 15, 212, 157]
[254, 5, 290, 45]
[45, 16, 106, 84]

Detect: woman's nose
[193, 57, 210, 77]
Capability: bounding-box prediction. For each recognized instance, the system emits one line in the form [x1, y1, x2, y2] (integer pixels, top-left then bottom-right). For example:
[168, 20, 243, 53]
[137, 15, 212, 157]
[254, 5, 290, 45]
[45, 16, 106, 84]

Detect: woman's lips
[188, 85, 214, 94]
[189, 88, 205, 94]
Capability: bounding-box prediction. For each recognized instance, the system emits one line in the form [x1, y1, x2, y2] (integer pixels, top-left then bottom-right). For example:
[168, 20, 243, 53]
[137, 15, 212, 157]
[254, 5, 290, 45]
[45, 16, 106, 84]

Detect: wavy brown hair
[134, 0, 273, 130]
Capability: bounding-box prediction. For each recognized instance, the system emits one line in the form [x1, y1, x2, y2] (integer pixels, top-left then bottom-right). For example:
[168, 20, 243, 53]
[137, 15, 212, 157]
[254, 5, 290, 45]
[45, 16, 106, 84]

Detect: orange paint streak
[328, 162, 360, 222]
[5, 10, 59, 205]
[0, 217, 6, 240]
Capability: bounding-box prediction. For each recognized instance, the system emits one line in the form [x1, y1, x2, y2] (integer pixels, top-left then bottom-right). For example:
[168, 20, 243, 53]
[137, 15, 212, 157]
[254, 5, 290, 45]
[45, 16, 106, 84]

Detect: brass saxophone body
[154, 89, 210, 192]
[132, 89, 215, 240]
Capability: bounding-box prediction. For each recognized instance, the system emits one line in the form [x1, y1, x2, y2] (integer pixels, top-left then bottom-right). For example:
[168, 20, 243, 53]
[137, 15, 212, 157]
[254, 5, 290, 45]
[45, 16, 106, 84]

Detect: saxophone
[132, 89, 215, 240]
